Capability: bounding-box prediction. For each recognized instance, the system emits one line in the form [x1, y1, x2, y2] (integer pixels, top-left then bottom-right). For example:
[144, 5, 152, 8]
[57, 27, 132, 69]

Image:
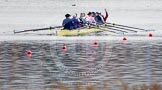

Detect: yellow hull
[57, 28, 102, 36]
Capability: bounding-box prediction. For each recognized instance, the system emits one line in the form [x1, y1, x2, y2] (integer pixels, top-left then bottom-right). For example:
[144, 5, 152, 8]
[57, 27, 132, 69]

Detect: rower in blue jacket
[62, 14, 74, 30]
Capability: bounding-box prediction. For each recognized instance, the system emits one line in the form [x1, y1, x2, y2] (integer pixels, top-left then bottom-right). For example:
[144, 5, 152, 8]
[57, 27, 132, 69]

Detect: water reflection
[0, 40, 162, 90]
[50, 41, 107, 76]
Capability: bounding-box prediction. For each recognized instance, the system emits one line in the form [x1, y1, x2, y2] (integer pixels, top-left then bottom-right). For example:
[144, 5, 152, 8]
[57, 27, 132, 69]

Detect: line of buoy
[26, 33, 153, 56]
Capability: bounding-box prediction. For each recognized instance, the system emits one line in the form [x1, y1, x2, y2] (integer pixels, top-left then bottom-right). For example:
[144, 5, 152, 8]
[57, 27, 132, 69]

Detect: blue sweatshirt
[62, 18, 72, 26]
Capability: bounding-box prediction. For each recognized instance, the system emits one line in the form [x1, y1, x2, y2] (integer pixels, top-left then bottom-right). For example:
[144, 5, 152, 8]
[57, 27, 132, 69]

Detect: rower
[85, 12, 96, 26]
[79, 13, 87, 27]
[72, 14, 79, 29]
[95, 12, 105, 25]
[62, 14, 74, 30]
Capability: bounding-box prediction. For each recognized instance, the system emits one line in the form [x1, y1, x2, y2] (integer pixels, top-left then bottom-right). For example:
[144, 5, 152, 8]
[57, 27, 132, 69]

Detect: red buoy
[61, 45, 67, 51]
[149, 33, 153, 37]
[123, 37, 127, 41]
[93, 41, 98, 47]
[26, 50, 32, 57]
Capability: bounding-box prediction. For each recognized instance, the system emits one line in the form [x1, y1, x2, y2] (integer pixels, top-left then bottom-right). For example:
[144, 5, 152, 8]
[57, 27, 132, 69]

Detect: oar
[101, 28, 117, 33]
[99, 25, 126, 34]
[100, 27, 124, 35]
[107, 23, 155, 32]
[99, 24, 128, 33]
[107, 27, 128, 33]
[108, 25, 138, 32]
[14, 26, 62, 34]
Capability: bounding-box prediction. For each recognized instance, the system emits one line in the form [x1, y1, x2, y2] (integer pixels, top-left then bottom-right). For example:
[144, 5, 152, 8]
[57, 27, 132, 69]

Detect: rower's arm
[62, 19, 65, 26]
[104, 9, 108, 22]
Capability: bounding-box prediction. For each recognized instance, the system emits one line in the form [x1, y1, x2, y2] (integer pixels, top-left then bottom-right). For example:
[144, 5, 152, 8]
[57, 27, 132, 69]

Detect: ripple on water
[0, 40, 162, 89]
